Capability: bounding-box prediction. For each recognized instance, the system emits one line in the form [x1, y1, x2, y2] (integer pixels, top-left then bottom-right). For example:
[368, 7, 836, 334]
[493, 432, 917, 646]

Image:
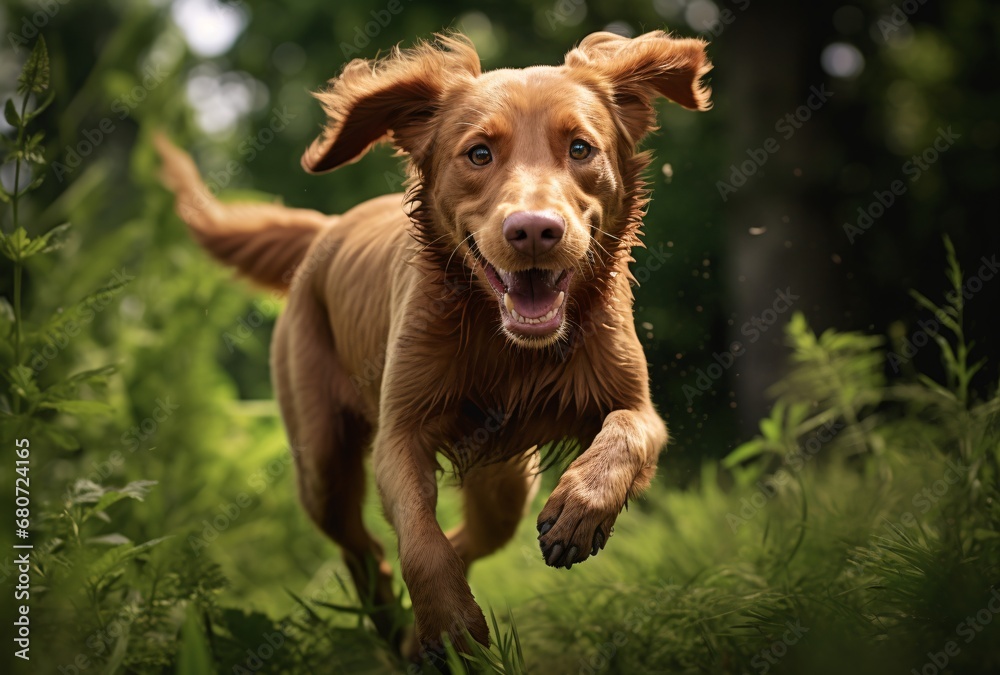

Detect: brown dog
[156, 29, 711, 658]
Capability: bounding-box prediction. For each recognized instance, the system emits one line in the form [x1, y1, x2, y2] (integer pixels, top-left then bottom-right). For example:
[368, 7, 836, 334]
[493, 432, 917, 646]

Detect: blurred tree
[718, 0, 999, 433]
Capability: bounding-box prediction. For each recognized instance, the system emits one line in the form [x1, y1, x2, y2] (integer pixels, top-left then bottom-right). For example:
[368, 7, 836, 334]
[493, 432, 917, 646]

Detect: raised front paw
[536, 474, 624, 569]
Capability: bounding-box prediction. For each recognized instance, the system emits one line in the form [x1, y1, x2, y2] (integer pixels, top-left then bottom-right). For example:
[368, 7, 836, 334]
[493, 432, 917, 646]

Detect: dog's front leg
[372, 429, 489, 657]
[536, 404, 668, 568]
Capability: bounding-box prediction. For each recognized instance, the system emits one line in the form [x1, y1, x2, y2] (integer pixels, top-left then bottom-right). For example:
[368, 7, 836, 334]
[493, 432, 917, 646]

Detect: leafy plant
[0, 37, 125, 449]
[509, 240, 999, 675]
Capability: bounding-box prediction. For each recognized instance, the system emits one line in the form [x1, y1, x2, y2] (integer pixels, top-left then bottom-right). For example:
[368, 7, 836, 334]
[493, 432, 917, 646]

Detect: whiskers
[590, 226, 625, 261]
[444, 232, 472, 270]
[592, 225, 625, 243]
[417, 230, 455, 256]
[444, 232, 498, 290]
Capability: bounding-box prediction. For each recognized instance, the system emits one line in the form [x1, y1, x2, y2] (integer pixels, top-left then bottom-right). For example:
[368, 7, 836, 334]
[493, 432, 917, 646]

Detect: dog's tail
[154, 133, 329, 292]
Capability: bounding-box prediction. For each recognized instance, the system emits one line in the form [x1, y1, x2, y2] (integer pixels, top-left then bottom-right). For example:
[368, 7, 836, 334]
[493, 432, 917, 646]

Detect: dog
[156, 29, 711, 659]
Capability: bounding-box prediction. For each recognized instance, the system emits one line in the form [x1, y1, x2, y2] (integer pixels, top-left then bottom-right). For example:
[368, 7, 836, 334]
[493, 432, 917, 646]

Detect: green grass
[2, 43, 997, 672]
[7, 239, 998, 675]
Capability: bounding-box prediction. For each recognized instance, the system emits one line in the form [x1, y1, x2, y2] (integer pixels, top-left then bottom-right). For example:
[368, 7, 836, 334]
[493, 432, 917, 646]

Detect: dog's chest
[443, 384, 604, 472]
[435, 319, 635, 472]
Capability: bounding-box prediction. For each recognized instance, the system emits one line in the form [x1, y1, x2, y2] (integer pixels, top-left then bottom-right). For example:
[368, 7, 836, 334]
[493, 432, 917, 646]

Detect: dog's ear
[302, 34, 480, 174]
[566, 30, 712, 145]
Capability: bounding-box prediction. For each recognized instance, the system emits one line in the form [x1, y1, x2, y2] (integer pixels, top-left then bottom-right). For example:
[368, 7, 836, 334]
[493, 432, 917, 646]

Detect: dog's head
[303, 31, 711, 347]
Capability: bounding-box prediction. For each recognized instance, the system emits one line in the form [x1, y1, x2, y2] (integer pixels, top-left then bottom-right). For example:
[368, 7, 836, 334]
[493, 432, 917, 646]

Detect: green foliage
[479, 243, 998, 675]
[177, 606, 214, 675]
[2, 8, 999, 675]
[0, 37, 119, 451]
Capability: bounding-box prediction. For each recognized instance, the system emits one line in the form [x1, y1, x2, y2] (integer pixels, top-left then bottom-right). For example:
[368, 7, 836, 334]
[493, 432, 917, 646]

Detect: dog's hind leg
[446, 452, 541, 573]
[272, 290, 401, 647]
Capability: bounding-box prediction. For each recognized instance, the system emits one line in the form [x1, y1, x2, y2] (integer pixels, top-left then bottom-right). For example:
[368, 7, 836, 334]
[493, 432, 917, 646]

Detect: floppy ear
[301, 34, 481, 174]
[565, 30, 712, 144]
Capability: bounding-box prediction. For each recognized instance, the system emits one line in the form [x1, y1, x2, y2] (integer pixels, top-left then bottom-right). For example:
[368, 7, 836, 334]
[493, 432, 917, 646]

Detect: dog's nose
[503, 211, 565, 256]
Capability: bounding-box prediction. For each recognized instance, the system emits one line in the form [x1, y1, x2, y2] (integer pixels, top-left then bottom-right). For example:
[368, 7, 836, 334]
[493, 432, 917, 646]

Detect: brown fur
[156, 30, 711, 659]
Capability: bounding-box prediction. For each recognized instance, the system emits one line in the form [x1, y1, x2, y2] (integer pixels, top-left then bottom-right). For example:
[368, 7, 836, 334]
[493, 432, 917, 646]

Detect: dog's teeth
[507, 295, 565, 325]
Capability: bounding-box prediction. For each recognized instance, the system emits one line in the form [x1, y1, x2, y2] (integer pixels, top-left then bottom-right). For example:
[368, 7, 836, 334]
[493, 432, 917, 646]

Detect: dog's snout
[503, 211, 565, 256]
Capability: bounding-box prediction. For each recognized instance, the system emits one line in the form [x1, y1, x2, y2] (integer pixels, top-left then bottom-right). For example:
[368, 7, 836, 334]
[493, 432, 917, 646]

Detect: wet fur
[156, 29, 710, 658]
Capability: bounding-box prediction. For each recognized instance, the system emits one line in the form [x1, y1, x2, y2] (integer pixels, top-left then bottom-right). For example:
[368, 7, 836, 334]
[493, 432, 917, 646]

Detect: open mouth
[480, 261, 573, 339]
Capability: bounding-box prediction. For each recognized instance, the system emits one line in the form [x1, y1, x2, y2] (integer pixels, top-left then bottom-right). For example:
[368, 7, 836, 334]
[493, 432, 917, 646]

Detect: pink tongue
[502, 269, 559, 318]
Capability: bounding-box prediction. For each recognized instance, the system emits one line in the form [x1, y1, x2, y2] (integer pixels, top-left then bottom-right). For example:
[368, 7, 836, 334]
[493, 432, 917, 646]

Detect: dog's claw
[546, 543, 564, 566]
[538, 478, 623, 569]
[592, 527, 605, 556]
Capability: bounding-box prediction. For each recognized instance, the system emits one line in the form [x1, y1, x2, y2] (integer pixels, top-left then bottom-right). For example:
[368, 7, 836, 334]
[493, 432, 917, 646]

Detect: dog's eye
[569, 139, 592, 160]
[468, 145, 493, 166]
